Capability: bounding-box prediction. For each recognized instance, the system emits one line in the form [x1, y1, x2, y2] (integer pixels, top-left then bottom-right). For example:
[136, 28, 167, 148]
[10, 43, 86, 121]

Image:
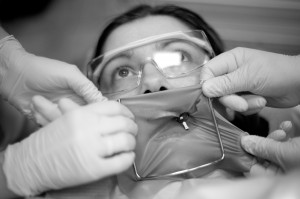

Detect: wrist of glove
[0, 35, 31, 113]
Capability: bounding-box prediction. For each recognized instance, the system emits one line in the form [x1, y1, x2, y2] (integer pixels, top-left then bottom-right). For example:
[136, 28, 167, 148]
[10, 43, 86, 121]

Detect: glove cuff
[0, 35, 14, 86]
[3, 144, 38, 196]
[0, 35, 26, 101]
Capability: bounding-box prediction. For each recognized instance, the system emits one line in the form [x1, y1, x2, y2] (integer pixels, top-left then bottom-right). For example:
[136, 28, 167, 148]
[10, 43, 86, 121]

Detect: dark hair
[93, 4, 224, 61]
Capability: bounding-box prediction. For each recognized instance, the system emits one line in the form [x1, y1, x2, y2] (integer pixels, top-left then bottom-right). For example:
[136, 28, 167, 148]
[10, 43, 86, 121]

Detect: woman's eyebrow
[97, 51, 133, 74]
[103, 51, 133, 67]
[158, 39, 196, 49]
[108, 51, 132, 61]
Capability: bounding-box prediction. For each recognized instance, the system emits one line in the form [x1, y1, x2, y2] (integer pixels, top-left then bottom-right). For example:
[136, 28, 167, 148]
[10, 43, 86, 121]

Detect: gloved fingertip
[241, 136, 257, 154]
[235, 102, 248, 112]
[34, 112, 50, 126]
[31, 95, 47, 110]
[201, 81, 210, 97]
[257, 97, 267, 108]
[32, 95, 46, 103]
[29, 100, 36, 111]
[219, 95, 248, 112]
[202, 80, 218, 98]
[268, 130, 286, 141]
[280, 121, 293, 131]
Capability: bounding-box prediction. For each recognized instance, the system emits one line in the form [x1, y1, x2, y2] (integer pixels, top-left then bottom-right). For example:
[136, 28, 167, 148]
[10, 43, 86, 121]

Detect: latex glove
[29, 95, 104, 126]
[0, 35, 105, 118]
[245, 121, 293, 177]
[220, 94, 266, 116]
[241, 121, 300, 172]
[3, 101, 137, 196]
[200, 47, 300, 109]
[30, 95, 72, 126]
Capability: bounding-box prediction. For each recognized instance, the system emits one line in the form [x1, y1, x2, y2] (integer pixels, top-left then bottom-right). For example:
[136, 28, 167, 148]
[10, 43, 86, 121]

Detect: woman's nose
[140, 62, 169, 94]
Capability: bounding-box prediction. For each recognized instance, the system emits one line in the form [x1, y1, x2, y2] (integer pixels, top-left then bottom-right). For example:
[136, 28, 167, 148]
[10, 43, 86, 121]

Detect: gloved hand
[3, 101, 137, 196]
[219, 94, 266, 116]
[0, 35, 105, 119]
[30, 95, 76, 126]
[200, 47, 300, 109]
[245, 121, 293, 177]
[241, 123, 300, 172]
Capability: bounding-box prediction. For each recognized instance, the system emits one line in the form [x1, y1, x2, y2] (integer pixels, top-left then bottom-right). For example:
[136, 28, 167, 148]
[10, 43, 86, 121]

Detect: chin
[202, 169, 244, 179]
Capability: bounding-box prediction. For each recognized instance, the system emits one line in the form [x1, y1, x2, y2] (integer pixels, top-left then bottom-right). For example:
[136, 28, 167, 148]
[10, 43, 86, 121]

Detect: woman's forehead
[103, 15, 191, 52]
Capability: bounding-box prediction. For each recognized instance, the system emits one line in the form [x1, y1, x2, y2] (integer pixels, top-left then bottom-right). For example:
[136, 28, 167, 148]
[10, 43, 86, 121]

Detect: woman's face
[96, 15, 236, 180]
[99, 15, 205, 100]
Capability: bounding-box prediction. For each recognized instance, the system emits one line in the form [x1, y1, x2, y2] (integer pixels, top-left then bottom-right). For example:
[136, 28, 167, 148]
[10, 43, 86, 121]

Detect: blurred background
[1, 0, 300, 68]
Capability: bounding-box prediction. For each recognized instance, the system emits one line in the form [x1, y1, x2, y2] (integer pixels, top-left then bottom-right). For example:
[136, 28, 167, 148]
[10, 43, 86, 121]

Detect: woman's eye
[118, 68, 130, 77]
[114, 66, 136, 80]
[179, 51, 191, 62]
[180, 53, 188, 62]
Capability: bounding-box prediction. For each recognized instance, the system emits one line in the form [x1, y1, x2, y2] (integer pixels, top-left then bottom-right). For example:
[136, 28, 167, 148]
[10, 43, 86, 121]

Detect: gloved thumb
[200, 48, 249, 98]
[241, 135, 292, 171]
[202, 70, 248, 98]
[68, 70, 107, 103]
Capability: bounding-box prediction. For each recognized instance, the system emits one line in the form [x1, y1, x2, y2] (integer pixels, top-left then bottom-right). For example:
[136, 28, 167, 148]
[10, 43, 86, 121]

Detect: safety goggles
[88, 30, 215, 95]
